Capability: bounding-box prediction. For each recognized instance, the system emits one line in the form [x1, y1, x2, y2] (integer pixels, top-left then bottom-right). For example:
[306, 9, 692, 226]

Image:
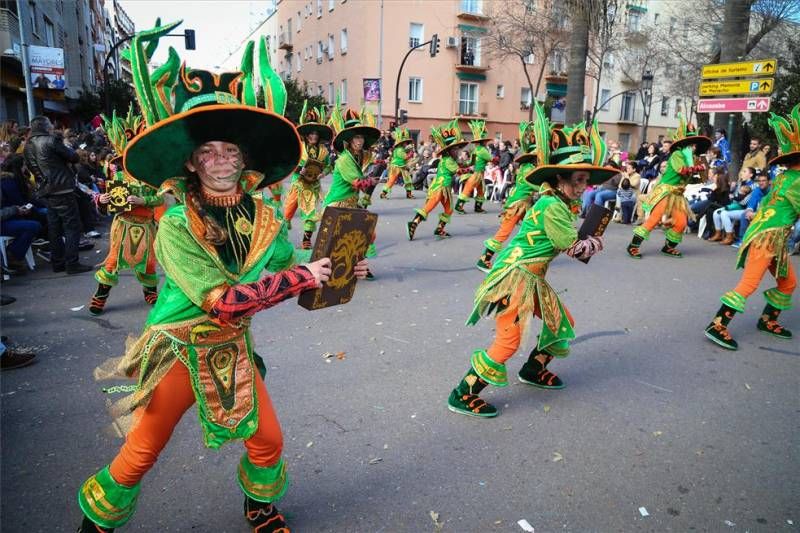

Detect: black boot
[518, 350, 565, 389]
[77, 516, 114, 533]
[434, 220, 451, 239]
[704, 304, 738, 350]
[89, 284, 112, 316]
[476, 248, 494, 272]
[757, 303, 793, 339]
[447, 368, 497, 417]
[627, 235, 644, 259]
[244, 496, 288, 532]
[302, 230, 313, 250]
[407, 214, 422, 241]
[405, 189, 415, 199]
[661, 238, 683, 258]
[143, 286, 158, 305]
[454, 199, 466, 214]
[474, 201, 485, 213]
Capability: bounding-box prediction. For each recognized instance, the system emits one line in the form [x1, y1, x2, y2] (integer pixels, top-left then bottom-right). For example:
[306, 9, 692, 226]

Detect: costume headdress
[468, 119, 490, 143]
[767, 103, 800, 167]
[430, 119, 470, 157]
[121, 19, 300, 189]
[526, 113, 618, 186]
[668, 115, 712, 154]
[296, 100, 333, 142]
[101, 104, 145, 170]
[514, 101, 548, 166]
[392, 126, 414, 147]
[328, 101, 380, 153]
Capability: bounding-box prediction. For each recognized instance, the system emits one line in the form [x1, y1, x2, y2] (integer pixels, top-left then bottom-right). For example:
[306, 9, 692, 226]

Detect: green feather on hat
[767, 103, 800, 167]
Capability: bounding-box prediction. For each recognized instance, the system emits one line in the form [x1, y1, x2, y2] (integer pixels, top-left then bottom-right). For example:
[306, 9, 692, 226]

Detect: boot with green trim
[77, 467, 140, 532]
[301, 230, 314, 250]
[474, 201, 486, 213]
[434, 220, 451, 239]
[476, 248, 494, 273]
[405, 189, 415, 199]
[447, 368, 498, 418]
[627, 235, 644, 259]
[89, 283, 112, 316]
[518, 350, 565, 389]
[244, 496, 289, 532]
[757, 303, 793, 340]
[406, 214, 422, 241]
[454, 198, 467, 214]
[704, 304, 738, 350]
[142, 286, 158, 305]
[660, 238, 683, 258]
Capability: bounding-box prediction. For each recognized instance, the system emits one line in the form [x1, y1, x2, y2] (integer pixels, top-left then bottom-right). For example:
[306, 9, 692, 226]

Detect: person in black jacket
[22, 116, 92, 273]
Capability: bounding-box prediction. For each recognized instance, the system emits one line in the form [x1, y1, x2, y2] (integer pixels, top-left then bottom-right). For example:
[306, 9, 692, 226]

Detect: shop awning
[457, 23, 488, 34]
[546, 82, 567, 97]
[457, 72, 486, 81]
[43, 100, 70, 113]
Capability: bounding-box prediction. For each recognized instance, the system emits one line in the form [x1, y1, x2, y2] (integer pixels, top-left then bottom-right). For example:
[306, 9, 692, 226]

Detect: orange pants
[283, 185, 298, 221]
[491, 212, 524, 245]
[732, 247, 797, 299]
[419, 189, 452, 221]
[459, 173, 485, 201]
[641, 196, 688, 235]
[109, 361, 282, 487]
[486, 302, 575, 364]
[102, 223, 157, 279]
[384, 166, 408, 190]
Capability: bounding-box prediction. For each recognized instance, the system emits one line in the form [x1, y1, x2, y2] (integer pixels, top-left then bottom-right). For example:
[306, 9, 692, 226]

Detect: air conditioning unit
[446, 36, 458, 48]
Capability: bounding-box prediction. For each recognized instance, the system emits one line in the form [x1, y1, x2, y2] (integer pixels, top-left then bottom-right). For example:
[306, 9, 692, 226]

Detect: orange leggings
[491, 212, 524, 245]
[641, 197, 688, 235]
[732, 247, 797, 299]
[486, 302, 574, 364]
[420, 190, 452, 219]
[109, 361, 282, 487]
[459, 174, 485, 201]
[283, 185, 299, 221]
[384, 166, 407, 189]
[102, 224, 157, 278]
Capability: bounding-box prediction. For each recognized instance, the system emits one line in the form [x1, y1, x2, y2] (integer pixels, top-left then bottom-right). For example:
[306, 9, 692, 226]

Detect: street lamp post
[639, 70, 654, 144]
[393, 34, 439, 126]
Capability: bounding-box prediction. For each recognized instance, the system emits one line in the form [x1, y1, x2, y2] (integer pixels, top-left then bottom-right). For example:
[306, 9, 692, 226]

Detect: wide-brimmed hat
[122, 21, 300, 189]
[431, 119, 470, 157]
[767, 103, 800, 167]
[525, 104, 618, 186]
[468, 119, 490, 144]
[392, 126, 414, 147]
[329, 105, 380, 153]
[296, 100, 333, 142]
[513, 118, 540, 166]
[669, 115, 712, 154]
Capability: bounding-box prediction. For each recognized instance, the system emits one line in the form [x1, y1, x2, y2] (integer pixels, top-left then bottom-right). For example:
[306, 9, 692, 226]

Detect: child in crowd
[616, 178, 637, 224]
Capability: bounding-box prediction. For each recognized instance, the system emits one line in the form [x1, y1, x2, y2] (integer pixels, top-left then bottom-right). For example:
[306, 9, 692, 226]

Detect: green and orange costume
[285, 101, 333, 249]
[380, 127, 416, 199]
[448, 109, 617, 418]
[705, 104, 800, 350]
[455, 119, 493, 214]
[477, 119, 541, 272]
[77, 21, 314, 533]
[406, 119, 471, 240]
[627, 116, 711, 259]
[89, 108, 164, 315]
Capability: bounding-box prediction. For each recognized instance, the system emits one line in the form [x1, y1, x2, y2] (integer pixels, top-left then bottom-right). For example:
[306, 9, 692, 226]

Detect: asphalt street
[1, 192, 798, 532]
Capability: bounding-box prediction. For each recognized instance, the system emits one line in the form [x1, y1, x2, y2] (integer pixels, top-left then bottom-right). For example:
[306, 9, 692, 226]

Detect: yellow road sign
[701, 59, 777, 79]
[699, 78, 774, 97]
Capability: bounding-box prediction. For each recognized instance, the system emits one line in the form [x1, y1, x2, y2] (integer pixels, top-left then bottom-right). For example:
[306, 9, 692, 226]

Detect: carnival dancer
[626, 116, 710, 259]
[379, 127, 416, 199]
[77, 25, 367, 533]
[704, 104, 800, 350]
[89, 108, 164, 315]
[455, 119, 493, 214]
[477, 118, 541, 272]
[447, 117, 617, 418]
[323, 103, 381, 277]
[284, 101, 333, 249]
[406, 119, 471, 240]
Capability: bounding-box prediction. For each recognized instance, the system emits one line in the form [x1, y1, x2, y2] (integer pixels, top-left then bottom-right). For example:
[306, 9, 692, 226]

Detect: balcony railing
[278, 32, 293, 50]
[0, 8, 21, 46]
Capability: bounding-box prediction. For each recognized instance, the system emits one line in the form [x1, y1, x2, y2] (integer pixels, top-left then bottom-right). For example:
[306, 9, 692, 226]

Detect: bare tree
[565, 1, 592, 123]
[585, 0, 622, 122]
[485, 0, 568, 120]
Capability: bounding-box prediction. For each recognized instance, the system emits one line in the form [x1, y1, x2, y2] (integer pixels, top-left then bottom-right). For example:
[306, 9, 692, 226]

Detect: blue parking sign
[750, 81, 759, 91]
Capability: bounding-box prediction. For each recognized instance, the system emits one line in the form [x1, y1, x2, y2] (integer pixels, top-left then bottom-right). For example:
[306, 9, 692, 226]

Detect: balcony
[0, 8, 21, 54]
[617, 104, 644, 125]
[457, 8, 489, 22]
[545, 72, 568, 84]
[457, 47, 487, 73]
[278, 32, 292, 51]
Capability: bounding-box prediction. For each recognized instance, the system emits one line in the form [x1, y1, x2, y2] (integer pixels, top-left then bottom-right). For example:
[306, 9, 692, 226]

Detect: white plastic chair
[697, 217, 707, 239]
[0, 236, 35, 271]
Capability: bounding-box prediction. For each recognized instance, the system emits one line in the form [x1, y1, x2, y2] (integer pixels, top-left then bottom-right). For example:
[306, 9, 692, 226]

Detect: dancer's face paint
[186, 141, 244, 195]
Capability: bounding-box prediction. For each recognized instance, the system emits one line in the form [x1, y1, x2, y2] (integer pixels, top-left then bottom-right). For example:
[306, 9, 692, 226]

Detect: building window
[340, 28, 348, 53]
[29, 1, 38, 35]
[627, 10, 641, 32]
[317, 0, 323, 17]
[599, 89, 611, 111]
[520, 87, 531, 109]
[674, 97, 683, 118]
[550, 49, 566, 73]
[328, 82, 334, 104]
[327, 34, 335, 59]
[341, 79, 348, 103]
[459, 82, 478, 115]
[618, 132, 631, 153]
[297, 54, 302, 72]
[496, 84, 504, 98]
[409, 77, 423, 102]
[43, 16, 55, 47]
[317, 41, 323, 63]
[619, 91, 636, 121]
[297, 12, 302, 30]
[669, 17, 676, 35]
[409, 23, 424, 48]
[460, 0, 482, 15]
[329, 0, 335, 10]
[524, 53, 534, 65]
[660, 96, 669, 116]
[460, 36, 481, 66]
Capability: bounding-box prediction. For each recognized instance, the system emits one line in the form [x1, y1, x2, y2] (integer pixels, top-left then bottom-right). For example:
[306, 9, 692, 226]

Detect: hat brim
[768, 151, 800, 168]
[437, 140, 471, 157]
[670, 136, 712, 154]
[525, 164, 619, 186]
[124, 104, 301, 189]
[394, 138, 415, 147]
[515, 152, 537, 165]
[333, 126, 381, 153]
[297, 123, 334, 142]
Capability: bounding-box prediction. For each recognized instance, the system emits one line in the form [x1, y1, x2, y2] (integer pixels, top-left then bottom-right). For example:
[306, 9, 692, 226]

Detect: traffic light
[429, 33, 440, 57]
[399, 109, 408, 124]
[184, 29, 196, 50]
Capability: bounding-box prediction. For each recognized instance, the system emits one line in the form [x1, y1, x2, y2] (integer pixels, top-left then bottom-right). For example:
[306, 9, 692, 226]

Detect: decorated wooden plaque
[299, 159, 324, 183]
[577, 203, 612, 264]
[106, 180, 132, 214]
[298, 206, 378, 310]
